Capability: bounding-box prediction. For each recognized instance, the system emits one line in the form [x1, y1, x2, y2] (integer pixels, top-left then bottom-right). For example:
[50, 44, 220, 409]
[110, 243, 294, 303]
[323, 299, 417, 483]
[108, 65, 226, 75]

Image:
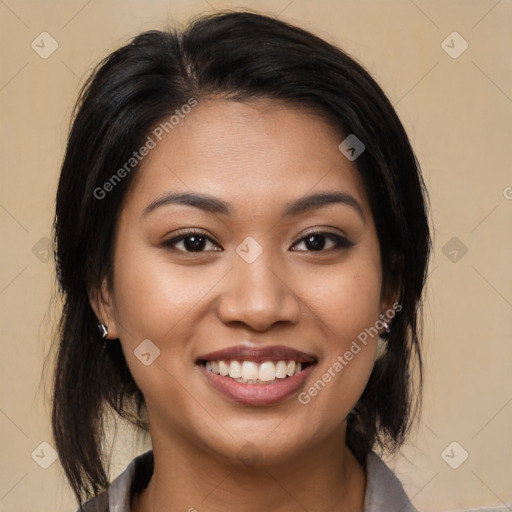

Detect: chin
[195, 421, 317, 470]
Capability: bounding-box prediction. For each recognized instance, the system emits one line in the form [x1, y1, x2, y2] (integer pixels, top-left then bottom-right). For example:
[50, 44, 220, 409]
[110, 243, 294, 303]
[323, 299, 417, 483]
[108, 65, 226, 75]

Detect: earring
[98, 323, 108, 349]
[98, 323, 108, 338]
[376, 320, 390, 360]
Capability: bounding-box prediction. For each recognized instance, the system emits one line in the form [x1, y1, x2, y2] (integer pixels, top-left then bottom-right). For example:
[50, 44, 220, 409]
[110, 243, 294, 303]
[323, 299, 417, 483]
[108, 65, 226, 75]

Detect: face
[93, 99, 396, 466]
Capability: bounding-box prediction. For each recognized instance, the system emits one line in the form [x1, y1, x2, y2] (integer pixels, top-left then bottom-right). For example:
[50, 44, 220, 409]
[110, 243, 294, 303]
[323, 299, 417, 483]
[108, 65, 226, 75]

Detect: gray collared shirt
[78, 450, 417, 511]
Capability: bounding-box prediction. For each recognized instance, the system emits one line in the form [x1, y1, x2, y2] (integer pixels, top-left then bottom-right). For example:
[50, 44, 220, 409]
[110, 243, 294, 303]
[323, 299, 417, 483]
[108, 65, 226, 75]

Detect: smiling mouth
[199, 359, 315, 385]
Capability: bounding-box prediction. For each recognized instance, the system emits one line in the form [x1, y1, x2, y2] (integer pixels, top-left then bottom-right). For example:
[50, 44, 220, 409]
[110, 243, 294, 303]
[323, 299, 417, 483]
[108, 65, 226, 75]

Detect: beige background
[1, 1, 511, 511]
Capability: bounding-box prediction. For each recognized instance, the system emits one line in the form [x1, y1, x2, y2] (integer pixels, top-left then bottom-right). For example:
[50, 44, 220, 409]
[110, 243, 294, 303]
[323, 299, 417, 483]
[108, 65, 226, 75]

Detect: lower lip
[199, 364, 315, 406]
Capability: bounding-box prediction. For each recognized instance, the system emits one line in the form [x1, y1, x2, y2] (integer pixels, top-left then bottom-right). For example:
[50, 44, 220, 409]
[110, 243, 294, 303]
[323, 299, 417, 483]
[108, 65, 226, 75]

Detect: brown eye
[163, 232, 222, 253]
[291, 231, 354, 252]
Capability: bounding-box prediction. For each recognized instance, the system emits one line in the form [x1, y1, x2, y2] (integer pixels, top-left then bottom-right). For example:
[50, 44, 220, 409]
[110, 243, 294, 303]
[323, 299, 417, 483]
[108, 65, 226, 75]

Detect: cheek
[295, 256, 382, 416]
[109, 242, 219, 428]
[111, 241, 222, 343]
[304, 257, 383, 350]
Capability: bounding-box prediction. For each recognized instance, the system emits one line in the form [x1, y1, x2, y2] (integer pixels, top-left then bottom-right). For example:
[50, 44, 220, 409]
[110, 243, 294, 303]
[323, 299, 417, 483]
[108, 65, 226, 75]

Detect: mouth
[195, 345, 317, 406]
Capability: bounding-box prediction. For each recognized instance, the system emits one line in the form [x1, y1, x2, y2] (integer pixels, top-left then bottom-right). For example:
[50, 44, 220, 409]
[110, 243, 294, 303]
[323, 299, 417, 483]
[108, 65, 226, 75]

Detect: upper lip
[196, 344, 317, 364]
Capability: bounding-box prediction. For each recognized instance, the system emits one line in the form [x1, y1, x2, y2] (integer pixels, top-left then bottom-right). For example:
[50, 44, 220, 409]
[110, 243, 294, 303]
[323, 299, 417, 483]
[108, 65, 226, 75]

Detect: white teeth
[275, 361, 288, 379]
[228, 361, 242, 379]
[241, 361, 259, 380]
[218, 360, 229, 376]
[205, 359, 309, 383]
[258, 361, 276, 381]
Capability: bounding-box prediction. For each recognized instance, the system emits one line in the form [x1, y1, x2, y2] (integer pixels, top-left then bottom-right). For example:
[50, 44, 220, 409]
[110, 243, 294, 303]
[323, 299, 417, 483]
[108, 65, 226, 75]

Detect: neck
[132, 426, 366, 512]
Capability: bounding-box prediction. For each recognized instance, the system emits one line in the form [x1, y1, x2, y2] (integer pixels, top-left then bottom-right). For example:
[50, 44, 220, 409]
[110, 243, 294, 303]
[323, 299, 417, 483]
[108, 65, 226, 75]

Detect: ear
[88, 278, 119, 339]
[379, 254, 403, 325]
[379, 285, 401, 321]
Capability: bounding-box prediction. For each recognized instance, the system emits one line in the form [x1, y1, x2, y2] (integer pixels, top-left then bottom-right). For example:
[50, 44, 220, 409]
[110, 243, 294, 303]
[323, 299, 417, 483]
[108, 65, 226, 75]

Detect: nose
[216, 250, 301, 332]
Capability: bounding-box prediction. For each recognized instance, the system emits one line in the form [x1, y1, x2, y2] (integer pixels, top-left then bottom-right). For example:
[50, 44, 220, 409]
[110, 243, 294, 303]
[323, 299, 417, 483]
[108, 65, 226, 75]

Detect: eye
[291, 231, 354, 252]
[162, 231, 222, 253]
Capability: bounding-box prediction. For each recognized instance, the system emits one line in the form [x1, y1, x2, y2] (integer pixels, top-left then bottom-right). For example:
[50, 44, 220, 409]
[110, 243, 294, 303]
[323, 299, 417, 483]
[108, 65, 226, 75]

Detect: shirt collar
[83, 449, 416, 511]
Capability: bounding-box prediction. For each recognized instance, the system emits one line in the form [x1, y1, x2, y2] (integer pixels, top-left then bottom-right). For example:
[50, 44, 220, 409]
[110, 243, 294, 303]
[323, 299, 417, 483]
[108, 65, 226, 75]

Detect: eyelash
[162, 229, 354, 254]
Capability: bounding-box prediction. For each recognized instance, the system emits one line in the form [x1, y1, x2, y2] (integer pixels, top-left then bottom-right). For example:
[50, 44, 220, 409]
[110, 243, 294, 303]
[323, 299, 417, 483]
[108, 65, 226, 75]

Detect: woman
[52, 11, 431, 512]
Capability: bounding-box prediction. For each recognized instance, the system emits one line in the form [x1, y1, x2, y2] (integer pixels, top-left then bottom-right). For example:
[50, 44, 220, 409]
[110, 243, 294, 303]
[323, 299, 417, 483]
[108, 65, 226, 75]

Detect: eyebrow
[142, 191, 365, 222]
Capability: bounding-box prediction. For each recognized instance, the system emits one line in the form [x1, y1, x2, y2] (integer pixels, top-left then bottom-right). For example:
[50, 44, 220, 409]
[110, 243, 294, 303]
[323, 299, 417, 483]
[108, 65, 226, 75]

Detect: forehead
[124, 98, 371, 217]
